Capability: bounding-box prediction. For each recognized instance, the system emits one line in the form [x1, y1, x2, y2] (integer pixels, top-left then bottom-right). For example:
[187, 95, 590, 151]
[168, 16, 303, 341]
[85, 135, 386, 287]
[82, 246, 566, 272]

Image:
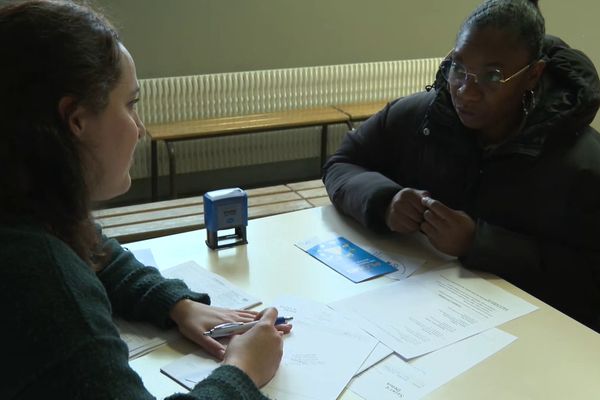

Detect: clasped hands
[385, 188, 475, 257]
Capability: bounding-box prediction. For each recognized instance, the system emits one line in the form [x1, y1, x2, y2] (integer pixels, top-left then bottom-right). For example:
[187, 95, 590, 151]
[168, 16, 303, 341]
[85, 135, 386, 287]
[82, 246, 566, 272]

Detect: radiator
[131, 57, 443, 179]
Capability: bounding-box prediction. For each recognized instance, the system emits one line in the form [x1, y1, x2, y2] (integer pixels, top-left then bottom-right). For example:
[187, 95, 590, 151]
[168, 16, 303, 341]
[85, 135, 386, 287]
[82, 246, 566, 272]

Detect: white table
[126, 206, 600, 399]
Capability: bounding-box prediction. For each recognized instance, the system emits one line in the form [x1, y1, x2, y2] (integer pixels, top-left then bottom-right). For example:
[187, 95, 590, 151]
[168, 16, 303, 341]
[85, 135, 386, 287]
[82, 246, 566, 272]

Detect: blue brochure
[299, 236, 396, 283]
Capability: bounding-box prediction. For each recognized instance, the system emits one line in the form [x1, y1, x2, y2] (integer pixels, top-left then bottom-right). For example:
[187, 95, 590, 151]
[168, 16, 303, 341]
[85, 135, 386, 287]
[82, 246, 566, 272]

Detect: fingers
[388, 213, 421, 233]
[196, 334, 227, 360]
[275, 324, 293, 334]
[419, 197, 476, 256]
[420, 197, 451, 237]
[403, 204, 426, 225]
[237, 310, 259, 317]
[233, 311, 257, 323]
[257, 307, 279, 324]
[386, 188, 431, 233]
[421, 197, 453, 220]
[422, 209, 447, 232]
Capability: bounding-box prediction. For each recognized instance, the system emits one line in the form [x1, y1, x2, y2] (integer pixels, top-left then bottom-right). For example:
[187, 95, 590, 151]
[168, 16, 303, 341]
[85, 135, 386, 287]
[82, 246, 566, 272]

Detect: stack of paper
[158, 262, 538, 400]
[161, 296, 378, 400]
[331, 264, 537, 399]
[330, 265, 537, 359]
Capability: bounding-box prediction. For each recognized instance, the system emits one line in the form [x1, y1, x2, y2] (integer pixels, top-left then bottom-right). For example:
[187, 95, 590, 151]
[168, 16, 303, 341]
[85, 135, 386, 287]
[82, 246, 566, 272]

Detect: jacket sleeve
[460, 166, 600, 330]
[96, 230, 210, 328]
[323, 93, 432, 232]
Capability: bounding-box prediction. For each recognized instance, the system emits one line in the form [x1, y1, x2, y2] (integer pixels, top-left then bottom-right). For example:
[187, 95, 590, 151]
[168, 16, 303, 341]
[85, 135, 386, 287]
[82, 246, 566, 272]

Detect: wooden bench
[93, 179, 330, 244]
[147, 107, 349, 200]
[136, 57, 443, 201]
[334, 101, 388, 128]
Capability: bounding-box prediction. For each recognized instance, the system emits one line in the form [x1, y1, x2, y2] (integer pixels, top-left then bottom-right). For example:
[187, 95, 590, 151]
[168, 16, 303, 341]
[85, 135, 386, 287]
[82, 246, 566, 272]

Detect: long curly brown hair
[0, 0, 122, 268]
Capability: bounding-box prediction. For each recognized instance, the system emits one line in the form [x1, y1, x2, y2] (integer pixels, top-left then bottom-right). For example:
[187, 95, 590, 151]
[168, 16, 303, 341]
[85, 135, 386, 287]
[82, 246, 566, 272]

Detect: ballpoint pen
[203, 316, 293, 338]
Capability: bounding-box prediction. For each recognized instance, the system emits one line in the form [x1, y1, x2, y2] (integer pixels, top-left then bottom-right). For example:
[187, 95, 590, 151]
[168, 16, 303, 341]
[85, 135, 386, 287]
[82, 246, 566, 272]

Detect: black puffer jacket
[323, 36, 600, 331]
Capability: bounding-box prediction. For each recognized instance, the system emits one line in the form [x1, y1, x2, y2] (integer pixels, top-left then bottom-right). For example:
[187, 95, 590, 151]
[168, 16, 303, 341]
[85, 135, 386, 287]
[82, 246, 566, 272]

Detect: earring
[522, 89, 536, 118]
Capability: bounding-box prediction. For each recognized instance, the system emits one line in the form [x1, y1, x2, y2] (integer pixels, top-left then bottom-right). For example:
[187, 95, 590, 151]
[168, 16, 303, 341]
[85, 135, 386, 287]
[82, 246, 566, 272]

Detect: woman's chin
[457, 112, 484, 130]
[90, 176, 132, 202]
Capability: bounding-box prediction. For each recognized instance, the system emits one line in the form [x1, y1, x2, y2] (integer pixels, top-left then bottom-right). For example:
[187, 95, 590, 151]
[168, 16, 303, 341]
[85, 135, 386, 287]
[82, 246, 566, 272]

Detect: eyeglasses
[440, 55, 534, 90]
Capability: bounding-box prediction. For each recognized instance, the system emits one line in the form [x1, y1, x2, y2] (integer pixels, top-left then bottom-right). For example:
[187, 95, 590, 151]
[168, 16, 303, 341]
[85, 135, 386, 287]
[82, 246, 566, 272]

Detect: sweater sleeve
[171, 366, 270, 400]
[96, 230, 210, 328]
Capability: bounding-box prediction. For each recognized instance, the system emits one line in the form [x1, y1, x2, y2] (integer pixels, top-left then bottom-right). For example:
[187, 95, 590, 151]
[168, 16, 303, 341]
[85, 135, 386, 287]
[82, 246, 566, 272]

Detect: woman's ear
[527, 59, 546, 90]
[58, 96, 87, 138]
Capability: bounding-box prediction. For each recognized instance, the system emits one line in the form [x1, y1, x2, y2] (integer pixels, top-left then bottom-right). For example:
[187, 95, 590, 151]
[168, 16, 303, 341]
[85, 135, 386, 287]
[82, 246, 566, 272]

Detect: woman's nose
[456, 77, 483, 102]
[135, 111, 146, 140]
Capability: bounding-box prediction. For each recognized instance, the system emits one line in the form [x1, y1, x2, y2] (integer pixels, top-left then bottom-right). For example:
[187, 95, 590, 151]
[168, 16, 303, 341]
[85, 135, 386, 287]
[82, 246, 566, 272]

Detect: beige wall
[98, 0, 599, 129]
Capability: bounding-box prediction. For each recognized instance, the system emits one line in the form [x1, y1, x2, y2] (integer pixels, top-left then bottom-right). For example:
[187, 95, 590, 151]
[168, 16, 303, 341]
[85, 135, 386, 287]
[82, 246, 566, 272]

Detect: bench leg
[320, 124, 329, 167]
[151, 139, 158, 201]
[166, 141, 177, 199]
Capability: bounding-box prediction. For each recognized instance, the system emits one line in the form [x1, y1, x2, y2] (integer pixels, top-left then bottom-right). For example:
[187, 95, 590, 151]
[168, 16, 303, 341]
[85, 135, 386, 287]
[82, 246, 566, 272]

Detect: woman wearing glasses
[324, 0, 600, 331]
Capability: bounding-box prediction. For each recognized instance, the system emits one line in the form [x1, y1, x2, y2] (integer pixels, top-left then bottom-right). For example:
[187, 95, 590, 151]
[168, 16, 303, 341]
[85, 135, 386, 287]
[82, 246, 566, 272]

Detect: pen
[203, 316, 293, 338]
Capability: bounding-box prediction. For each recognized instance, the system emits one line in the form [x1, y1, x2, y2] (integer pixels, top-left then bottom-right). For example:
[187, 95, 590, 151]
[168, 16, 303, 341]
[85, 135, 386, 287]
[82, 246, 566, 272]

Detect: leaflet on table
[116, 260, 262, 359]
[366, 247, 425, 281]
[349, 328, 517, 400]
[296, 235, 424, 283]
[161, 295, 378, 400]
[331, 263, 537, 359]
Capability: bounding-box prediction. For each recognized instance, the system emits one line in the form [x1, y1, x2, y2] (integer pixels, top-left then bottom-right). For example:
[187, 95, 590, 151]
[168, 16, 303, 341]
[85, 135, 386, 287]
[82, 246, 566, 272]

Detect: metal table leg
[151, 139, 158, 201]
[166, 141, 177, 199]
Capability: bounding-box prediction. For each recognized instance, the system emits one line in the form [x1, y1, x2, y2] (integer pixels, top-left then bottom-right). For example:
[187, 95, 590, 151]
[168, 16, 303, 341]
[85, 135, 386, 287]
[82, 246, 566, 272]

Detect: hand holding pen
[222, 307, 292, 387]
[204, 316, 294, 338]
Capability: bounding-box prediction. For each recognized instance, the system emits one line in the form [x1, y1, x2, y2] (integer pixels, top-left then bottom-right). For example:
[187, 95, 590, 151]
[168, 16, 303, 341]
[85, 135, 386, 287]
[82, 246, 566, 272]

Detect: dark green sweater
[0, 222, 269, 399]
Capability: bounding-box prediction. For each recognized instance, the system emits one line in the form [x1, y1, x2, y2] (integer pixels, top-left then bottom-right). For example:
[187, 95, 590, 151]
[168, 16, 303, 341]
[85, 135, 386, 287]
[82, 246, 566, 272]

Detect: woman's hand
[223, 307, 287, 388]
[385, 188, 430, 234]
[169, 300, 258, 359]
[419, 196, 475, 256]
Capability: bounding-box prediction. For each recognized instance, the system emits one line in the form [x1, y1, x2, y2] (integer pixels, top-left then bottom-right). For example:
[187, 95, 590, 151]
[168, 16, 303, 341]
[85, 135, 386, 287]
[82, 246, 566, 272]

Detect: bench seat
[94, 180, 330, 243]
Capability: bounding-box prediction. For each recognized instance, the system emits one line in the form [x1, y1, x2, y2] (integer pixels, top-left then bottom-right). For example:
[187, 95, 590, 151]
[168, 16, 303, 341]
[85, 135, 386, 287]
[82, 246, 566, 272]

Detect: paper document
[355, 342, 394, 376]
[115, 318, 178, 360]
[117, 260, 261, 359]
[349, 328, 517, 400]
[331, 264, 537, 359]
[130, 248, 158, 267]
[161, 295, 378, 400]
[161, 260, 261, 310]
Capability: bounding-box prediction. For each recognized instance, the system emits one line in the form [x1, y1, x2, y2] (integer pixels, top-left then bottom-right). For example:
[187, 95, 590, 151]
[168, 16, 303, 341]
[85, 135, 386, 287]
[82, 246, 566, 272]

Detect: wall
[97, 0, 599, 126]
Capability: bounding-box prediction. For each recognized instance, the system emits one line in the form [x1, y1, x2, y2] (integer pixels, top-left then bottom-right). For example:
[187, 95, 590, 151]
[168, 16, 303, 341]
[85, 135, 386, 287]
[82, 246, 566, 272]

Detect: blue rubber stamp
[203, 188, 248, 249]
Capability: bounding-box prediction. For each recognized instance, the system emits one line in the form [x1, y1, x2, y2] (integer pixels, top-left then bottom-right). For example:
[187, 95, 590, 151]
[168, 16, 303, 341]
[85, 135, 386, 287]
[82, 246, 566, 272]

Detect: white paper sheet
[130, 248, 158, 267]
[116, 260, 261, 359]
[161, 260, 262, 310]
[349, 328, 517, 400]
[354, 342, 394, 376]
[161, 295, 378, 400]
[331, 264, 537, 359]
[115, 318, 178, 360]
[367, 247, 425, 280]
